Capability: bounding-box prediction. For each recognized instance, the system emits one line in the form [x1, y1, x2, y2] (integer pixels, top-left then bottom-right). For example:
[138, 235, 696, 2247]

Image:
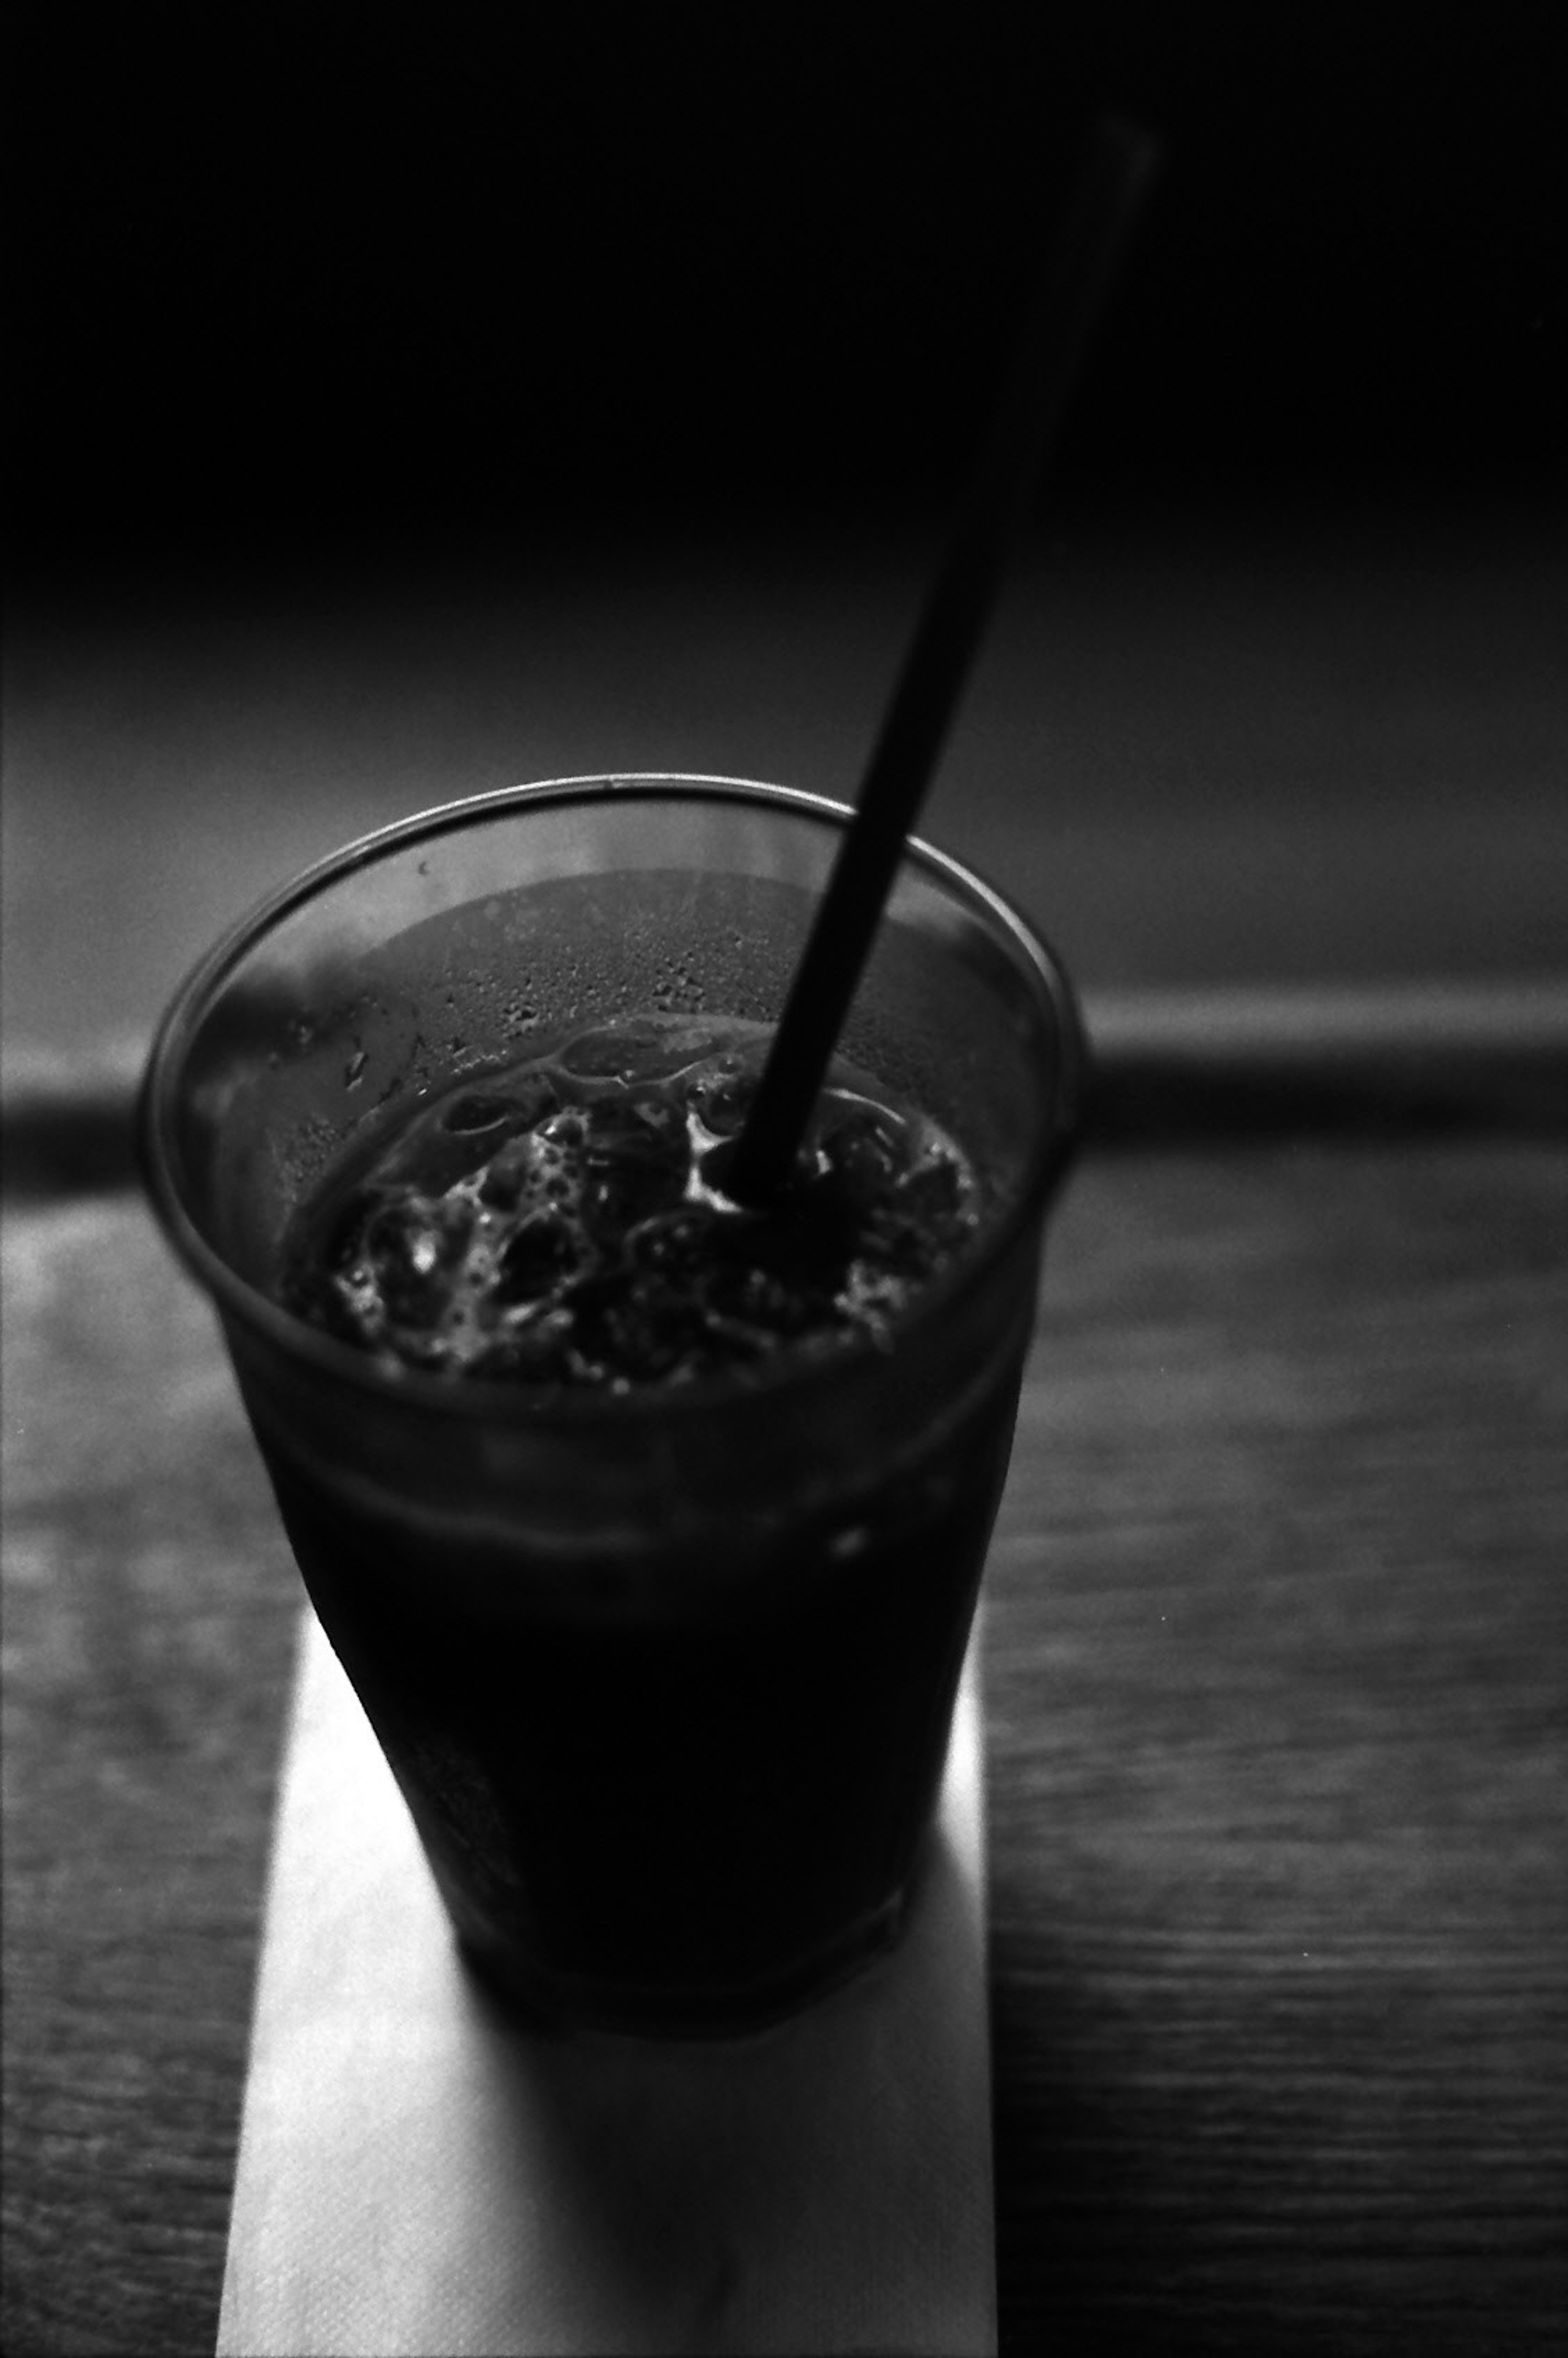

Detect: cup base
[453, 1874, 923, 2042]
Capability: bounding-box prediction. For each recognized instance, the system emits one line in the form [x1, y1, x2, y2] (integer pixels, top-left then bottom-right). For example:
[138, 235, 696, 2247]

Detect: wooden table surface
[4, 995, 1566, 2355]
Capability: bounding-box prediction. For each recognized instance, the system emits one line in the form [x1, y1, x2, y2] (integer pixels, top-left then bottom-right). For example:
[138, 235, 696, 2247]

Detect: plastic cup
[139, 776, 1081, 2035]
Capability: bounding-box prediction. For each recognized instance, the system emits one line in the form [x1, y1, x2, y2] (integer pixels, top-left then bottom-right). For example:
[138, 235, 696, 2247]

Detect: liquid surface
[279, 1015, 982, 1388]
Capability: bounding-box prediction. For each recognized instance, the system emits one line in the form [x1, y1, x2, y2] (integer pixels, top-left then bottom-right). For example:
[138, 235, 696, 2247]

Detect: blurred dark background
[5, 4, 1566, 1058]
[9, 1, 1566, 577]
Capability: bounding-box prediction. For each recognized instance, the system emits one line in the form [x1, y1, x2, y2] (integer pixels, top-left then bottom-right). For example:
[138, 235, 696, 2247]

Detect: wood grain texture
[989, 1144, 1568, 2355]
[3, 1140, 1566, 2354]
[2, 1204, 300, 2355]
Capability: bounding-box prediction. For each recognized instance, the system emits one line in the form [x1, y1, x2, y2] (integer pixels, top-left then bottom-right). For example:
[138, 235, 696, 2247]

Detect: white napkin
[218, 1606, 996, 2357]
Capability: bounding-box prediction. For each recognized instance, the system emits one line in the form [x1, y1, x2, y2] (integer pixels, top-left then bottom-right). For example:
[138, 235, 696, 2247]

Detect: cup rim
[138, 773, 1083, 1424]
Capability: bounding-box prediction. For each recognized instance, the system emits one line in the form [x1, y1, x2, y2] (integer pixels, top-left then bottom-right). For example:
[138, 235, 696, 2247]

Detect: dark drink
[265, 1014, 1007, 2025]
[140, 779, 1080, 2034]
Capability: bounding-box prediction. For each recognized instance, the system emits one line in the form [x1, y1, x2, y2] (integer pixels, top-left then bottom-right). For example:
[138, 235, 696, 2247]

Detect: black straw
[724, 114, 1161, 1206]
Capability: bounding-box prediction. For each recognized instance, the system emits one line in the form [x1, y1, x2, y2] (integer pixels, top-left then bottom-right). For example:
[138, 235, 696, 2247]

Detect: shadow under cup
[140, 777, 1082, 2035]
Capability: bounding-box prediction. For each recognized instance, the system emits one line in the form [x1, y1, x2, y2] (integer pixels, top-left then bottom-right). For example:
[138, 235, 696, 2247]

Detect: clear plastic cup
[139, 776, 1081, 2034]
